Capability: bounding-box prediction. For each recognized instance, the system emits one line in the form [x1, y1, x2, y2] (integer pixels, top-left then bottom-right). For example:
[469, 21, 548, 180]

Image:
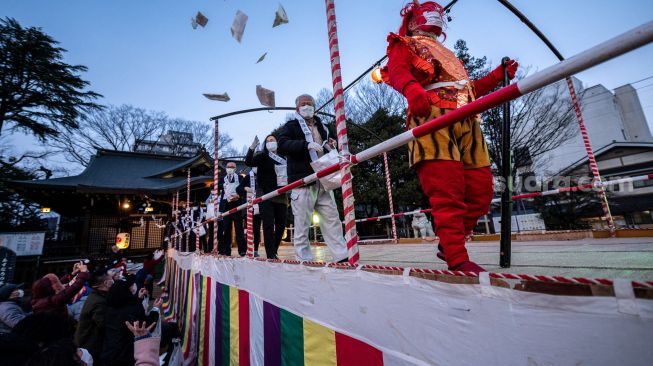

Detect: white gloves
[250, 135, 259, 150]
[307, 142, 324, 154]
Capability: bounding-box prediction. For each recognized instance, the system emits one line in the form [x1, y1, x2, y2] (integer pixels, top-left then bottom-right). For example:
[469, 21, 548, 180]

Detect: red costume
[381, 1, 518, 272]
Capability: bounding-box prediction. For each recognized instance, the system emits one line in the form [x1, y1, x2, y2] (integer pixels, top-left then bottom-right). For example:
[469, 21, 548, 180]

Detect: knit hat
[0, 283, 22, 302]
[31, 273, 65, 299]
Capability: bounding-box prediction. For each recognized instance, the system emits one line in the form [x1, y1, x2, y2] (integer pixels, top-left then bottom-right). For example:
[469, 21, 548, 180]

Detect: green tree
[0, 151, 48, 231]
[0, 17, 102, 139]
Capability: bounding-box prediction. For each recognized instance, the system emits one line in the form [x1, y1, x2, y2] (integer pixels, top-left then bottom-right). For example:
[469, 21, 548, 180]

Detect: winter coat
[31, 272, 90, 316]
[75, 288, 108, 360]
[101, 280, 158, 366]
[277, 116, 335, 182]
[244, 147, 288, 205]
[134, 336, 161, 366]
[0, 300, 28, 333]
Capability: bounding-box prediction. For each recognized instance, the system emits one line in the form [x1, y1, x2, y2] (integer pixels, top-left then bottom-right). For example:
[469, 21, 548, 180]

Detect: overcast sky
[3, 0, 653, 174]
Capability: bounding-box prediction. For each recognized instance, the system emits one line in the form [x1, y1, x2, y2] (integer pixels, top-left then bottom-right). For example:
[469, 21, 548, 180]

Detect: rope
[174, 252, 653, 290]
[175, 191, 180, 251]
[185, 169, 190, 252]
[212, 120, 219, 254]
[382, 152, 398, 243]
[566, 78, 616, 235]
[246, 195, 255, 257]
[351, 174, 653, 224]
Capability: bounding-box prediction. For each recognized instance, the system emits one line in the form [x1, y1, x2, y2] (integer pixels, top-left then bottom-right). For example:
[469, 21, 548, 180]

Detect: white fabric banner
[173, 251, 653, 366]
[249, 293, 264, 365]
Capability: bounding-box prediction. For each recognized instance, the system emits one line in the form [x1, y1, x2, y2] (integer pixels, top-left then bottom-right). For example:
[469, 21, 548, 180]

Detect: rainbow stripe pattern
[165, 259, 386, 366]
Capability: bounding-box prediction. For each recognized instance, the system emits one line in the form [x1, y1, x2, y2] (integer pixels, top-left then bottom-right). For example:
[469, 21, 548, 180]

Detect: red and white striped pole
[175, 190, 179, 250]
[325, 0, 360, 264]
[186, 168, 190, 252]
[246, 196, 255, 258]
[195, 223, 201, 254]
[566, 78, 616, 235]
[213, 119, 220, 254]
[382, 152, 398, 242]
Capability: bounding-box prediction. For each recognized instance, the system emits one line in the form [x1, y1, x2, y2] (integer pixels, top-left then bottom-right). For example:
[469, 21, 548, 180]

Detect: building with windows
[494, 79, 653, 231]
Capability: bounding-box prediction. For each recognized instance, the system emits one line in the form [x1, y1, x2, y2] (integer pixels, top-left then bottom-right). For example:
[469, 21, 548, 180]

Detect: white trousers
[290, 183, 348, 262]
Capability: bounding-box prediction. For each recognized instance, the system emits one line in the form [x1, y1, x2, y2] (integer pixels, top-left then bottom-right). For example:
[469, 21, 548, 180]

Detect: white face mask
[299, 105, 315, 119]
[15, 289, 24, 298]
[226, 168, 235, 175]
[423, 11, 444, 28]
[266, 142, 277, 152]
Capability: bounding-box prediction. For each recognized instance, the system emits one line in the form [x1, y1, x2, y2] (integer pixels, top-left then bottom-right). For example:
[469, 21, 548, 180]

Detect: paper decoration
[203, 93, 231, 102]
[256, 85, 275, 107]
[191, 11, 209, 29]
[273, 4, 289, 27]
[231, 10, 248, 43]
[256, 52, 267, 64]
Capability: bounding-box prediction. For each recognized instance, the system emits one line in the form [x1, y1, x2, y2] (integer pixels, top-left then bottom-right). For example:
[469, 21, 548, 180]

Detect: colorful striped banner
[164, 271, 386, 366]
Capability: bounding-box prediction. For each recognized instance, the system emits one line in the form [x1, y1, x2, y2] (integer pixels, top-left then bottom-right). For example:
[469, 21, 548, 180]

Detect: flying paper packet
[203, 93, 230, 102]
[231, 10, 248, 43]
[273, 4, 289, 27]
[256, 85, 275, 107]
[256, 52, 267, 64]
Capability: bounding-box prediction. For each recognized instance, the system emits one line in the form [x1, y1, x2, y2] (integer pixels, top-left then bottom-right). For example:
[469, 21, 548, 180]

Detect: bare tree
[482, 79, 578, 175]
[348, 80, 406, 122]
[48, 104, 237, 166]
[315, 81, 406, 124]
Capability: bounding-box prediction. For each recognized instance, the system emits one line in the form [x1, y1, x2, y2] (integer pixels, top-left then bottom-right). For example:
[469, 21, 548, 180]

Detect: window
[634, 179, 653, 189]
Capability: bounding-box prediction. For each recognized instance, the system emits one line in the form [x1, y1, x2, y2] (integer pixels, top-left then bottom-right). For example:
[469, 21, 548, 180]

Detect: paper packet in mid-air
[273, 4, 289, 27]
[231, 10, 248, 43]
[203, 93, 230, 102]
[256, 85, 275, 107]
[256, 52, 268, 64]
[191, 11, 209, 29]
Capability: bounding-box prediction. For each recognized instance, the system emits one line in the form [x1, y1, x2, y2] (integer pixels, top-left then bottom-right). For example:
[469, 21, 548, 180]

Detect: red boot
[436, 244, 446, 262]
[449, 260, 486, 273]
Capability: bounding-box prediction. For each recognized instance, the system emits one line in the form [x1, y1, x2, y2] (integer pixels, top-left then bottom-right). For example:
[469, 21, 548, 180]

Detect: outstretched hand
[153, 249, 164, 261]
[125, 320, 156, 337]
[250, 136, 260, 149]
[492, 58, 519, 81]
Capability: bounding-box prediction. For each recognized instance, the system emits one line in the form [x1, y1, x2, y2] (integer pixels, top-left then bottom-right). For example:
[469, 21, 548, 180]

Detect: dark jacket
[75, 288, 108, 360]
[101, 280, 158, 366]
[218, 172, 245, 211]
[244, 149, 274, 193]
[277, 116, 334, 182]
[236, 170, 261, 197]
[244, 145, 289, 205]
